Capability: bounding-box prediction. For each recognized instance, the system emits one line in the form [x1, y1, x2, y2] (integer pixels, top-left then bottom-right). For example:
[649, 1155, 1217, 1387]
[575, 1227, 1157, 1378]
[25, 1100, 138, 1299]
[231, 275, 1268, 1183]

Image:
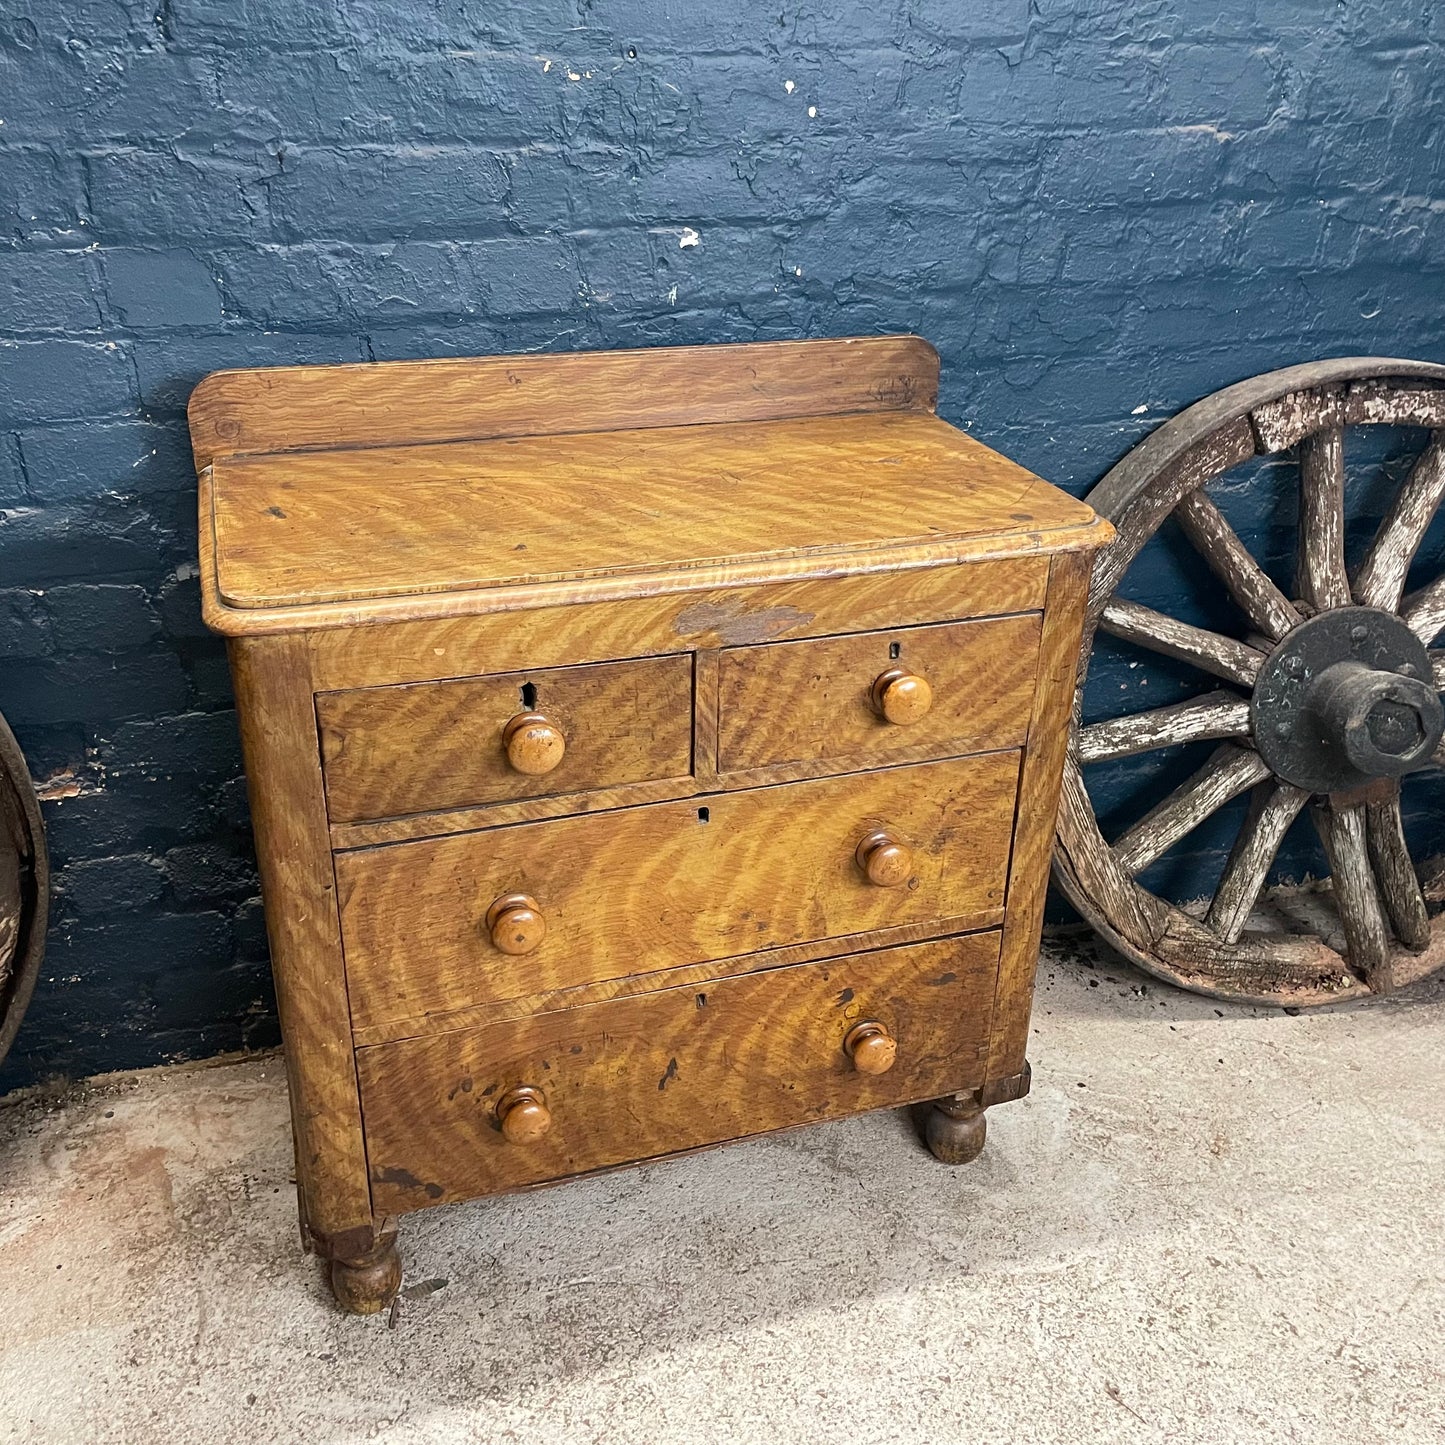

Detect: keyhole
[888, 642, 901, 660]
[697, 806, 710, 823]
[520, 681, 537, 709]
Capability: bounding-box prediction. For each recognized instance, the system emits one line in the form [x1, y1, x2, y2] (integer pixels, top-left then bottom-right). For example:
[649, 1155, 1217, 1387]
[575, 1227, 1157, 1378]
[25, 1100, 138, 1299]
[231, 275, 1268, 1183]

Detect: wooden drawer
[338, 751, 1020, 1039]
[317, 653, 693, 822]
[359, 932, 1001, 1209]
[714, 613, 1042, 775]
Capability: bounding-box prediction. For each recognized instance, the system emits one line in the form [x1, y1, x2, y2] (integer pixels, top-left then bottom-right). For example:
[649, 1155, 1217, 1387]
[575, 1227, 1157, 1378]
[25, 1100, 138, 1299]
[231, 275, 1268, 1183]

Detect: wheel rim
[0, 708, 48, 1069]
[1054, 358, 1445, 1005]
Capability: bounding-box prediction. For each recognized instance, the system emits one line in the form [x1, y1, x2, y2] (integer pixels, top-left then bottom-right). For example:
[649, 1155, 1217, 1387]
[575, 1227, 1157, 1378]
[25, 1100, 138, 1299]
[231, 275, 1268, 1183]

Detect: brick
[0, 44, 214, 146]
[57, 852, 167, 915]
[131, 332, 367, 412]
[103, 248, 224, 328]
[0, 248, 101, 331]
[270, 146, 509, 241]
[0, 589, 50, 660]
[17, 419, 190, 503]
[1, 651, 190, 726]
[0, 340, 135, 423]
[44, 584, 162, 651]
[0, 498, 167, 587]
[86, 148, 280, 245]
[101, 710, 243, 778]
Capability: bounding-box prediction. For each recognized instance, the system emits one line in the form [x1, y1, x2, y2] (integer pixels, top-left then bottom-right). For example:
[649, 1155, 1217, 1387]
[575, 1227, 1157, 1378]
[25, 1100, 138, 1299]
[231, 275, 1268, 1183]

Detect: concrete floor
[1, 937, 1442, 1445]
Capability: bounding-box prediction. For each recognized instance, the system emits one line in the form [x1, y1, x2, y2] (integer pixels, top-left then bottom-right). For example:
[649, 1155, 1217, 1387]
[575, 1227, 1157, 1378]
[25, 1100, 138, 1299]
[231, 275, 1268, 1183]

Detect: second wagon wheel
[1055, 358, 1445, 1005]
[0, 706, 48, 1069]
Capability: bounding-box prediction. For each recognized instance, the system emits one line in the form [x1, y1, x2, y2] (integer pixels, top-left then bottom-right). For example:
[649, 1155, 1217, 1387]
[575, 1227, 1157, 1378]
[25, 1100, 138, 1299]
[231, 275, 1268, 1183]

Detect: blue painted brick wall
[2, 1, 1443, 1088]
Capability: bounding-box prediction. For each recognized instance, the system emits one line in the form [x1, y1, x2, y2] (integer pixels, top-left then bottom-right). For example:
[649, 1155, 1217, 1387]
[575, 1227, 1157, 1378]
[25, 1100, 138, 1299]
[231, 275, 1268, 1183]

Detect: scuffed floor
[1, 936, 1442, 1445]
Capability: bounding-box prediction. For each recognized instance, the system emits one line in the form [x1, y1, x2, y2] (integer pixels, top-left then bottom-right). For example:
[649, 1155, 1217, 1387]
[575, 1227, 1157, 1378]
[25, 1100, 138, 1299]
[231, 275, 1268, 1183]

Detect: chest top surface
[191, 336, 1109, 634]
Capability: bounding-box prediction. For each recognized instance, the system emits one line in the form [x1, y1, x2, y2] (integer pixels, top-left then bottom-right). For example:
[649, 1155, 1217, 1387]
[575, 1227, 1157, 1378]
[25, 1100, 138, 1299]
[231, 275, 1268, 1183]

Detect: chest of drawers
[191, 337, 1110, 1313]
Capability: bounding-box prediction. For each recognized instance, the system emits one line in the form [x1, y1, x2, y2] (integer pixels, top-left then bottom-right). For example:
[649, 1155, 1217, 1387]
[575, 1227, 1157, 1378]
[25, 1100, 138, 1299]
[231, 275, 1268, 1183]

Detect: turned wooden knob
[855, 829, 913, 887]
[503, 712, 566, 775]
[845, 1022, 897, 1075]
[485, 893, 545, 954]
[497, 1086, 552, 1144]
[871, 668, 933, 725]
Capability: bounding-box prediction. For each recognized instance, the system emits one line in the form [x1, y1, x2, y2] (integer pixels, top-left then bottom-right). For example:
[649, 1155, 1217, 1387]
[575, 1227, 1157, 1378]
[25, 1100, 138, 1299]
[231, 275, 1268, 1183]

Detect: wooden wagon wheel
[1054, 358, 1445, 1005]
[0, 707, 48, 1068]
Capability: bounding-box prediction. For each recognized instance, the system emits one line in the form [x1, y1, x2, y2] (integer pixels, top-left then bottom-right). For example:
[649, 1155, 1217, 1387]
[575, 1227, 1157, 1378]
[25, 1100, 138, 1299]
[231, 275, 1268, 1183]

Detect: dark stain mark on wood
[673, 600, 815, 646]
[836, 987, 854, 1006]
[928, 972, 958, 986]
[266, 505, 287, 518]
[659, 1056, 679, 1091]
[374, 1166, 443, 1200]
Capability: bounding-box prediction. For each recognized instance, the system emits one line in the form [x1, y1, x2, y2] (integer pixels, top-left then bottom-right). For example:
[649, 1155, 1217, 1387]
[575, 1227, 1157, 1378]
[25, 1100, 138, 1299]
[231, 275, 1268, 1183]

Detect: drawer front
[359, 932, 1001, 1209]
[317, 653, 693, 822]
[338, 751, 1020, 1038]
[715, 613, 1042, 774]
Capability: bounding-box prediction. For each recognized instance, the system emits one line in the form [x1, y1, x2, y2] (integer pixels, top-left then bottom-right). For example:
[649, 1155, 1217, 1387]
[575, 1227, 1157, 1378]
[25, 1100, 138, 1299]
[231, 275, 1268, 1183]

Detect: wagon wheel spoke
[1354, 432, 1445, 612]
[1206, 780, 1310, 943]
[1112, 743, 1273, 876]
[1175, 489, 1301, 641]
[1364, 794, 1431, 952]
[1312, 802, 1394, 990]
[1077, 691, 1251, 764]
[1405, 576, 1445, 644]
[1297, 426, 1352, 611]
[1099, 599, 1267, 688]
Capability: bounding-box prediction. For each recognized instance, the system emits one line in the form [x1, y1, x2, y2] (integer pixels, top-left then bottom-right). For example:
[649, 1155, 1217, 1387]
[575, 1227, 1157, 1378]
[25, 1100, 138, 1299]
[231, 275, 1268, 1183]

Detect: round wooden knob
[503, 712, 566, 775]
[855, 830, 914, 887]
[485, 893, 545, 954]
[871, 668, 933, 725]
[497, 1086, 552, 1144]
[845, 1022, 897, 1075]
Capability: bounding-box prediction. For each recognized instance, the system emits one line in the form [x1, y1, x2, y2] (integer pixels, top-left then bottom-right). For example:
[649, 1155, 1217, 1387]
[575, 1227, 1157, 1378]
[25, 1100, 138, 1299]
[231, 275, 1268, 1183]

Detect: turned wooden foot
[325, 1224, 402, 1315]
[923, 1097, 988, 1165]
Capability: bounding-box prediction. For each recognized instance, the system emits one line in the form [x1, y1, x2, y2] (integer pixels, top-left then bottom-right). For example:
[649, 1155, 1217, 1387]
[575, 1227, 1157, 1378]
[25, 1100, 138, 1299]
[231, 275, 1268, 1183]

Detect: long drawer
[359, 932, 1002, 1210]
[337, 751, 1021, 1039]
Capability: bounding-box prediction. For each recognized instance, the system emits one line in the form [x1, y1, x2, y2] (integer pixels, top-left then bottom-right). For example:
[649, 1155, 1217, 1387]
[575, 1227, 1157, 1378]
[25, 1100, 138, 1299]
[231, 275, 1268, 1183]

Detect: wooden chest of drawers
[191, 337, 1110, 1313]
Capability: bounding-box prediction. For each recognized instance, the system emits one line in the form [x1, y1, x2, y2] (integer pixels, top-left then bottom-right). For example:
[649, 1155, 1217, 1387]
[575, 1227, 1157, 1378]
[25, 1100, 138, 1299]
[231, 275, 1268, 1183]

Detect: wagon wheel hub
[1252, 607, 1445, 793]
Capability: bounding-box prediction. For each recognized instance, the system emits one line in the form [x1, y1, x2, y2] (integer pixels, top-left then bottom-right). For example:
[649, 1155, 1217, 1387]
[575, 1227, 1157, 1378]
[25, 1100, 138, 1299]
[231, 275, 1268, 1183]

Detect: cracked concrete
[1, 937, 1442, 1445]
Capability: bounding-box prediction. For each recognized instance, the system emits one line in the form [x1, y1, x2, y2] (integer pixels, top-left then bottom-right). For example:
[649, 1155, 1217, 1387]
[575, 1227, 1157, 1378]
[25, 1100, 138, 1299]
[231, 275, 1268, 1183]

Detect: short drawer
[337, 751, 1020, 1039]
[714, 613, 1042, 775]
[359, 932, 1001, 1210]
[317, 653, 693, 822]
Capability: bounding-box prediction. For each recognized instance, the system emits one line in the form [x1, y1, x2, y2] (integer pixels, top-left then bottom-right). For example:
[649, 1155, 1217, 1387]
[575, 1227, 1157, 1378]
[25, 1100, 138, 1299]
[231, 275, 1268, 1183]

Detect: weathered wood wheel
[0, 708, 48, 1069]
[1055, 358, 1445, 1005]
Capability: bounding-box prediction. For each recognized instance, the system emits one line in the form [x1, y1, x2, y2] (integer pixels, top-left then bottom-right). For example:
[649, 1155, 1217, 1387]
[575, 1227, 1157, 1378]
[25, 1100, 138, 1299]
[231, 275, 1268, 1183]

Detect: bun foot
[923, 1097, 987, 1165]
[328, 1229, 402, 1315]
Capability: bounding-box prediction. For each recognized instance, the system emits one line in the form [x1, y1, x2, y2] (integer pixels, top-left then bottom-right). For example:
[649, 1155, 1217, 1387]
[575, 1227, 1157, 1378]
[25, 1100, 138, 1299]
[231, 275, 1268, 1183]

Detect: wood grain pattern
[1100, 598, 1265, 688]
[317, 653, 693, 823]
[337, 752, 1021, 1039]
[1174, 488, 1301, 641]
[715, 613, 1041, 773]
[358, 932, 1002, 1211]
[986, 550, 1093, 1083]
[1112, 744, 1273, 876]
[305, 560, 1052, 691]
[207, 410, 1103, 613]
[1075, 691, 1251, 764]
[227, 634, 373, 1240]
[189, 335, 942, 468]
[1298, 426, 1352, 611]
[346, 913, 1006, 1048]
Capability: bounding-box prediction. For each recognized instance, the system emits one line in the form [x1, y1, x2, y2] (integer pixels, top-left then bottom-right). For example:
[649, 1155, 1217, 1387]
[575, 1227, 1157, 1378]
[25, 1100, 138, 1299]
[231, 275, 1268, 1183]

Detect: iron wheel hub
[1252, 606, 1444, 793]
